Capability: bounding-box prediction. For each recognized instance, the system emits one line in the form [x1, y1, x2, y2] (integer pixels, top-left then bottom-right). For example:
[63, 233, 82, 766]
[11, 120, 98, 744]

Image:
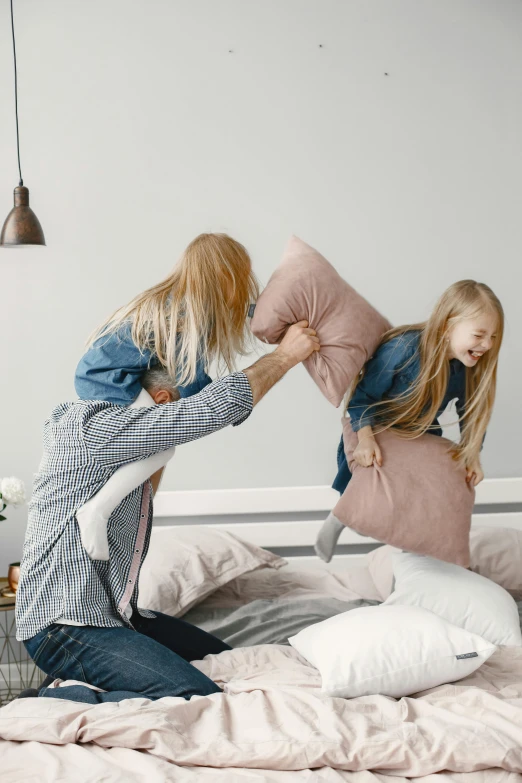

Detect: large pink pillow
[251, 236, 390, 407]
[334, 418, 474, 566]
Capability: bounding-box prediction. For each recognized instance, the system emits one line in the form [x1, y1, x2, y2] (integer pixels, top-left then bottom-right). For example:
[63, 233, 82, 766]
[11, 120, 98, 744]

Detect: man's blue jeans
[24, 611, 230, 704]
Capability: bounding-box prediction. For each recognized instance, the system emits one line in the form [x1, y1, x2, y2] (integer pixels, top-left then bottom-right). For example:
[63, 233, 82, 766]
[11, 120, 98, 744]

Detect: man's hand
[243, 320, 320, 407]
[276, 321, 320, 369]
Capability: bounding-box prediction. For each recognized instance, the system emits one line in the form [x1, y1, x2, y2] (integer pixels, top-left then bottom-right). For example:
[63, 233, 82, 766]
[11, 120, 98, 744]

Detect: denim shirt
[75, 323, 212, 405]
[333, 331, 468, 494]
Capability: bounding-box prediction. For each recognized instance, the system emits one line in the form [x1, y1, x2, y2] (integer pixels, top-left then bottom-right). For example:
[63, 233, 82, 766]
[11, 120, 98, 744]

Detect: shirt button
[128, 579, 133, 584]
[135, 549, 140, 554]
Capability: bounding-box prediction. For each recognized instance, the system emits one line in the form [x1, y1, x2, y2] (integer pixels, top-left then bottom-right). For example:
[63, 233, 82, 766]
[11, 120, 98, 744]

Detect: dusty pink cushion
[469, 527, 522, 598]
[251, 236, 390, 407]
[138, 527, 286, 617]
[334, 418, 474, 567]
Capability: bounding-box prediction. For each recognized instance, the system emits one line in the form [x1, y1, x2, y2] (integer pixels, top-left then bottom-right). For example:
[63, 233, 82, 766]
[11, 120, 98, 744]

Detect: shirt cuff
[228, 371, 254, 427]
[349, 415, 374, 433]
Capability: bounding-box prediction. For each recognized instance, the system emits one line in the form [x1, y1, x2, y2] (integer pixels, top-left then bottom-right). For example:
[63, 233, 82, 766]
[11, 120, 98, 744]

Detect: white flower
[0, 476, 26, 506]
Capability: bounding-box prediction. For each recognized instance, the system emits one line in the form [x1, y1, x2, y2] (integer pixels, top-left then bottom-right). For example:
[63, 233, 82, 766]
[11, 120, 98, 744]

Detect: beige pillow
[138, 526, 287, 617]
[334, 418, 474, 567]
[251, 236, 390, 407]
[469, 527, 522, 597]
[368, 528, 522, 601]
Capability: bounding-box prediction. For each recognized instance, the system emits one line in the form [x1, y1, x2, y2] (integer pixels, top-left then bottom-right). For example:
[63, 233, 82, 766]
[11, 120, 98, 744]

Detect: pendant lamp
[1, 0, 45, 248]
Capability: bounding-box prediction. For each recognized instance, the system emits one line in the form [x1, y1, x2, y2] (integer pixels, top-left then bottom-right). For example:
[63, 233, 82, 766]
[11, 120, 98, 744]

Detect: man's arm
[244, 320, 319, 406]
[146, 322, 317, 492]
[82, 321, 319, 469]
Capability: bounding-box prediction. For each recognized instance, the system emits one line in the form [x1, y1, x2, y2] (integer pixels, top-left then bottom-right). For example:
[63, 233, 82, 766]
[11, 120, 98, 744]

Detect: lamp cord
[10, 0, 23, 187]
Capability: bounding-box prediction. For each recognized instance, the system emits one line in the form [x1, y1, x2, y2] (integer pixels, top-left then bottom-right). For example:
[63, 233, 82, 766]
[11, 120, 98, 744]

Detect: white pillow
[366, 527, 522, 600]
[289, 604, 495, 699]
[366, 544, 401, 600]
[385, 552, 522, 647]
[139, 527, 287, 617]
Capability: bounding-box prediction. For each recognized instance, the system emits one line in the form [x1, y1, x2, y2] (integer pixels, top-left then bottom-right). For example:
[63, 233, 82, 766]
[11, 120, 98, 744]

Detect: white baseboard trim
[209, 512, 522, 548]
[153, 477, 522, 519]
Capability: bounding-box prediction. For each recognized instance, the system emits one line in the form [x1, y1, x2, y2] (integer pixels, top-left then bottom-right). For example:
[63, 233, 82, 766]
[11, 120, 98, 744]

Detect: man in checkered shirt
[16, 322, 319, 704]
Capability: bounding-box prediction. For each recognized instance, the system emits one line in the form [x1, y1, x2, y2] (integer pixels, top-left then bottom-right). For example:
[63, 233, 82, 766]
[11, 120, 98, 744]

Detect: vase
[7, 562, 20, 593]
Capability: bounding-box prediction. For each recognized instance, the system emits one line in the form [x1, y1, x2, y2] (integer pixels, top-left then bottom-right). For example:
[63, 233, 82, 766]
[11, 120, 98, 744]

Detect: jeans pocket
[25, 631, 52, 665]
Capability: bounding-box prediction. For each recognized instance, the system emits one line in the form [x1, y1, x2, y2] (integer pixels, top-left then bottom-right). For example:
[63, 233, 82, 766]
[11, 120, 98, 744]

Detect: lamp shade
[0, 185, 45, 247]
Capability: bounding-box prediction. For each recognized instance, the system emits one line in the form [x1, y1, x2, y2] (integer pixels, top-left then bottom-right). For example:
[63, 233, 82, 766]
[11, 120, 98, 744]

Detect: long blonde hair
[87, 233, 259, 384]
[346, 280, 504, 467]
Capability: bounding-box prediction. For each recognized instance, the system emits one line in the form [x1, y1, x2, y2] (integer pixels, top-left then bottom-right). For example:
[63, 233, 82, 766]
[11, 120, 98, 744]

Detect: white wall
[1, 0, 521, 572]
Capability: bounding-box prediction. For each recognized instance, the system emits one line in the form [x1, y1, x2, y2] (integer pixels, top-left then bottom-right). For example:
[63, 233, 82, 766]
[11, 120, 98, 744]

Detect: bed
[1, 479, 522, 782]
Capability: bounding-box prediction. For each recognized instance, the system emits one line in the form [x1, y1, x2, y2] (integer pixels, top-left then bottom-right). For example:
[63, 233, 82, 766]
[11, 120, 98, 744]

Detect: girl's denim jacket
[75, 323, 211, 404]
[333, 331, 469, 494]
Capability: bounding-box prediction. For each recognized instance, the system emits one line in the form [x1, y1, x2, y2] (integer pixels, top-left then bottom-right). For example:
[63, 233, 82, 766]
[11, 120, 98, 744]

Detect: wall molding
[153, 477, 522, 518]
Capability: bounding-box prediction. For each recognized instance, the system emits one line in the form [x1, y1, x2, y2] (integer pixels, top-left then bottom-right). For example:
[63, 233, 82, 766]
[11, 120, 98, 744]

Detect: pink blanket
[1, 644, 522, 779]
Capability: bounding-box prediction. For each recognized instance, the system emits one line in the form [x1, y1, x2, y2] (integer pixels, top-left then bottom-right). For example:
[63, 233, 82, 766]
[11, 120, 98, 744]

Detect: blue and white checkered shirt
[15, 373, 253, 641]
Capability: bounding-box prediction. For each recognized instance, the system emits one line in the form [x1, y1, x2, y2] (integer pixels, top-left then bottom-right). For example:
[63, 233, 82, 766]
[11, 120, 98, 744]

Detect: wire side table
[0, 577, 45, 705]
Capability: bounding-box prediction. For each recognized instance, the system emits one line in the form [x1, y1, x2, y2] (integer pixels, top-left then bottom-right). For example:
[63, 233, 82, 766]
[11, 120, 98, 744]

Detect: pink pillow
[251, 236, 390, 407]
[138, 527, 286, 617]
[469, 527, 522, 598]
[334, 418, 474, 567]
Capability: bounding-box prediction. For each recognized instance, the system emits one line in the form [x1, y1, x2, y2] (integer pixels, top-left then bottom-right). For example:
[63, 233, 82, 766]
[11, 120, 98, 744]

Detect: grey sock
[314, 512, 345, 563]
